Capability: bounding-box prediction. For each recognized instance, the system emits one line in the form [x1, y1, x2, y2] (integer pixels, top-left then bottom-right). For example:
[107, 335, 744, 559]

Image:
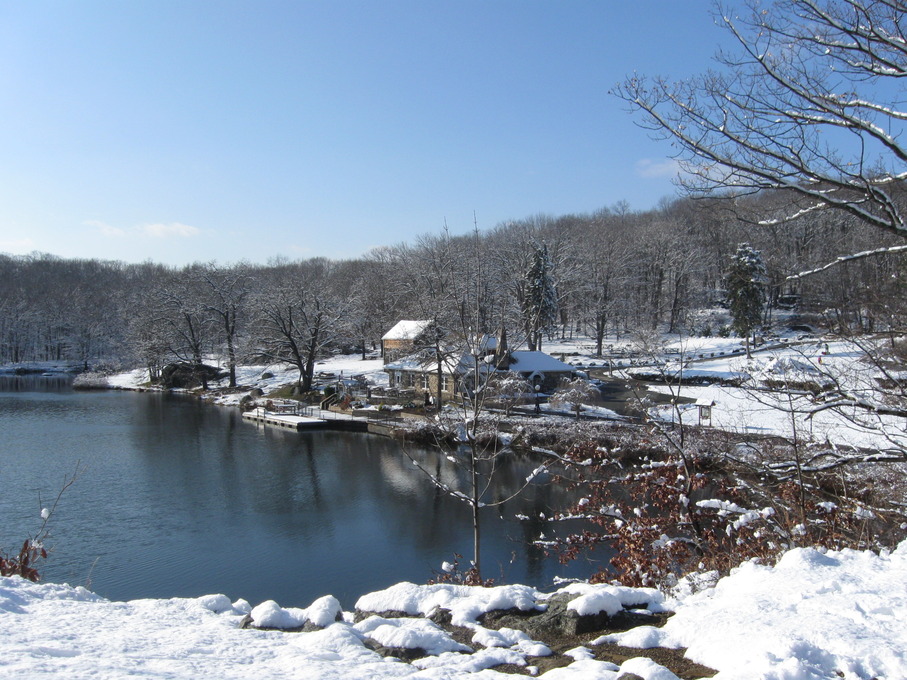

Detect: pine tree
[522, 242, 558, 351]
[725, 243, 766, 357]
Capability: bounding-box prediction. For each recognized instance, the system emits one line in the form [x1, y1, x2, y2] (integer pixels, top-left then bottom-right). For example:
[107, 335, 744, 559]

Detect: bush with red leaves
[549, 433, 892, 590]
[0, 539, 48, 582]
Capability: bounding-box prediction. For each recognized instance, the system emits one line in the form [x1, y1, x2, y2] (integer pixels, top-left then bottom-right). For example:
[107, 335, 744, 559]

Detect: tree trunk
[470, 444, 481, 578]
[226, 330, 237, 388]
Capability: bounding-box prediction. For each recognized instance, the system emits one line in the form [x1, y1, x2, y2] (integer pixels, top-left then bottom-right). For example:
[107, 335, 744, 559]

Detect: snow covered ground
[599, 540, 907, 680]
[105, 353, 388, 404]
[2, 539, 904, 679]
[642, 339, 907, 451]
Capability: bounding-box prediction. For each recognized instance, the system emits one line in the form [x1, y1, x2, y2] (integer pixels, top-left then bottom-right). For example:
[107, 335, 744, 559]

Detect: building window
[442, 375, 451, 393]
[394, 372, 402, 387]
[421, 373, 430, 390]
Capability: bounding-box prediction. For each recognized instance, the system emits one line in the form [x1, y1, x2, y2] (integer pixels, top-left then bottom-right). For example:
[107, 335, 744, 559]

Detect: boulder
[159, 362, 226, 389]
[483, 593, 656, 638]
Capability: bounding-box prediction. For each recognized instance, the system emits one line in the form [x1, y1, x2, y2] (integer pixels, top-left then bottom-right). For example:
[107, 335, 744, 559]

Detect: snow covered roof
[506, 351, 574, 373]
[453, 350, 575, 379]
[382, 320, 432, 341]
[693, 386, 721, 407]
[384, 354, 460, 374]
[477, 334, 497, 352]
[386, 350, 574, 377]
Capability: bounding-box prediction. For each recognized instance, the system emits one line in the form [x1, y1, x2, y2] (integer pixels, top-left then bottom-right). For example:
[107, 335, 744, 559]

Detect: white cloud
[635, 158, 680, 179]
[139, 222, 201, 238]
[85, 220, 202, 239]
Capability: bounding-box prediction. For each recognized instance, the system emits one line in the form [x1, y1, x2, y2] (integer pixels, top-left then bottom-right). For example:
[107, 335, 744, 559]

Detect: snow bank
[595, 540, 907, 680]
[0, 572, 687, 678]
[471, 626, 551, 657]
[3, 539, 905, 678]
[538, 657, 681, 680]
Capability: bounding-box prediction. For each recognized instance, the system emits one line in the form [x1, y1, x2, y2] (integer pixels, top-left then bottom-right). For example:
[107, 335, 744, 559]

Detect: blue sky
[0, 1, 737, 266]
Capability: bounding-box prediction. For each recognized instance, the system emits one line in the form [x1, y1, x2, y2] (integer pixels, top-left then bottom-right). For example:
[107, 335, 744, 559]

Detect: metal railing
[298, 404, 408, 428]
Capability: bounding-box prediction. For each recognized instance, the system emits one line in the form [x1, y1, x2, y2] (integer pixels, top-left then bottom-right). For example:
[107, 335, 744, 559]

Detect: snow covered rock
[618, 656, 681, 679]
[482, 583, 665, 639]
[354, 581, 544, 626]
[353, 615, 471, 660]
[242, 594, 342, 631]
[195, 593, 233, 614]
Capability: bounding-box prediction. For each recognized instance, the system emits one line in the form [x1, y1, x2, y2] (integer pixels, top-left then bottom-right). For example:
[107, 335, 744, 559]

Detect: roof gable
[382, 320, 432, 341]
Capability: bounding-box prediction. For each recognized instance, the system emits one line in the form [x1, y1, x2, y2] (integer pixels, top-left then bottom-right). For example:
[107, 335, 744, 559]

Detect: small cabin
[381, 320, 432, 364]
[383, 349, 577, 403]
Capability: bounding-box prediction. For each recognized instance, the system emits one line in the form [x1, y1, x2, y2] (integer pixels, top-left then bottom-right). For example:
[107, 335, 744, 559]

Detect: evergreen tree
[725, 243, 766, 357]
[522, 242, 558, 351]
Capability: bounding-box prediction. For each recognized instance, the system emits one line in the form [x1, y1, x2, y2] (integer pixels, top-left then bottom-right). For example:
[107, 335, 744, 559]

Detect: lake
[0, 378, 595, 608]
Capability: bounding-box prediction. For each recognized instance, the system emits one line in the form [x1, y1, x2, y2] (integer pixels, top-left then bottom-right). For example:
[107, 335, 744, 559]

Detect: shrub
[550, 433, 894, 589]
[1, 468, 78, 582]
[0, 537, 47, 581]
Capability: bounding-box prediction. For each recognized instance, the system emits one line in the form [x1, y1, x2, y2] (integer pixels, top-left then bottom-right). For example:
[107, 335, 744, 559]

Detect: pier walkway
[241, 404, 407, 435]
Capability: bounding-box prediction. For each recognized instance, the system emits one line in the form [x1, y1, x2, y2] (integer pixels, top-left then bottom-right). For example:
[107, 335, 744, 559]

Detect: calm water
[0, 378, 593, 607]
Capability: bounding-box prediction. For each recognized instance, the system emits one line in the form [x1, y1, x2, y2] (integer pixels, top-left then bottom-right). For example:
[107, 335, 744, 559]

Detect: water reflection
[0, 385, 593, 607]
[0, 374, 73, 392]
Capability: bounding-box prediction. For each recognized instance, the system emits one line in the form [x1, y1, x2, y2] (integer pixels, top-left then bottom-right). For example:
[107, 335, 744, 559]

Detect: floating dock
[242, 407, 326, 431]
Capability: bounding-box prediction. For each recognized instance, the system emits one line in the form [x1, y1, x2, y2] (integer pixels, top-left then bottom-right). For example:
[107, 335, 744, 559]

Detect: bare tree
[482, 371, 534, 416]
[391, 229, 469, 410]
[614, 0, 907, 270]
[157, 268, 215, 389]
[331, 257, 398, 360]
[196, 262, 253, 388]
[253, 260, 346, 392]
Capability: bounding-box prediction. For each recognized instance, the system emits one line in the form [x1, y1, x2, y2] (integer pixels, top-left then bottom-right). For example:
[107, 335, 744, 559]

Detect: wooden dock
[241, 407, 326, 431]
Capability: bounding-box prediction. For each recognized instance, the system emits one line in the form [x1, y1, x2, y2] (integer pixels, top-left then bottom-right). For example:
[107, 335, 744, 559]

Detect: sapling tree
[1, 465, 79, 582]
[399, 225, 549, 584]
[482, 371, 533, 417]
[550, 376, 600, 419]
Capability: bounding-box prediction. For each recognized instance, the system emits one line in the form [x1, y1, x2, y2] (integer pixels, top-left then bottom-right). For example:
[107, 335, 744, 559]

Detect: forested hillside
[2, 191, 903, 377]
